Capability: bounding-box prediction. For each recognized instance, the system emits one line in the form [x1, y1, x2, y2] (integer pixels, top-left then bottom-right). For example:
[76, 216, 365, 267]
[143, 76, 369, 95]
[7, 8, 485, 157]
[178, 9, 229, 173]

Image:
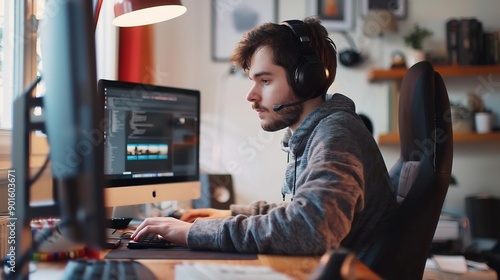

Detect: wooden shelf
[371, 64, 500, 145]
[369, 65, 500, 82]
[378, 132, 500, 144]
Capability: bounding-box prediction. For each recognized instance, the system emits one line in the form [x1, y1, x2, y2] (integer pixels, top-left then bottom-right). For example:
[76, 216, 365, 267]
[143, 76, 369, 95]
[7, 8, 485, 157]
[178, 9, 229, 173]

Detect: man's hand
[130, 217, 193, 247]
[180, 208, 232, 223]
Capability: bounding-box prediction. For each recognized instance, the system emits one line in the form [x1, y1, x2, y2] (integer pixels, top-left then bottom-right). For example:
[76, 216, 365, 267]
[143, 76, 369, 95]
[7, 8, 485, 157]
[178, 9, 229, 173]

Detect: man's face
[246, 46, 302, 132]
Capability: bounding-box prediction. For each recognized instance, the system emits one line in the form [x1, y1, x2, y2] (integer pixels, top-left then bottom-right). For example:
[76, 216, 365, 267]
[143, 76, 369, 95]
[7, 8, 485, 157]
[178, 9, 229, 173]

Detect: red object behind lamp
[118, 26, 154, 84]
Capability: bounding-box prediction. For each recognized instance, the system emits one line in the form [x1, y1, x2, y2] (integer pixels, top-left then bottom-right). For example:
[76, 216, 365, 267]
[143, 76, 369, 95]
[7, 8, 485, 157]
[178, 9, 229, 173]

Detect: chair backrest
[360, 61, 454, 280]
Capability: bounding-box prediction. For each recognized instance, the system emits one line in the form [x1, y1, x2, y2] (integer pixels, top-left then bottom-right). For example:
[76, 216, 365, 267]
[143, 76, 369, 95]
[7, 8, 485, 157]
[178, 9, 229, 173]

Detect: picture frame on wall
[360, 0, 407, 19]
[212, 0, 278, 62]
[309, 0, 354, 31]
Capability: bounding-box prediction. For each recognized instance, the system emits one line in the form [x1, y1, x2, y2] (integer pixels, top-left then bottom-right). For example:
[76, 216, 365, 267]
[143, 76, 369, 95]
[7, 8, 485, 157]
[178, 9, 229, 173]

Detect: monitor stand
[12, 77, 60, 279]
[108, 205, 144, 220]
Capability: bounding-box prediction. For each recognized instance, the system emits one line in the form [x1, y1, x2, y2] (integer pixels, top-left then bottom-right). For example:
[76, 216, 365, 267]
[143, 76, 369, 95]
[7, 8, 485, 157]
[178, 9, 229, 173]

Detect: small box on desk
[431, 214, 470, 255]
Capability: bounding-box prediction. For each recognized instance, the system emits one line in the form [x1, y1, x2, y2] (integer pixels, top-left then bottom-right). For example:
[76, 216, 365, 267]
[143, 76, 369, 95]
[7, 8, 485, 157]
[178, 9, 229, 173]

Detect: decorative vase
[406, 49, 426, 67]
[474, 112, 493, 134]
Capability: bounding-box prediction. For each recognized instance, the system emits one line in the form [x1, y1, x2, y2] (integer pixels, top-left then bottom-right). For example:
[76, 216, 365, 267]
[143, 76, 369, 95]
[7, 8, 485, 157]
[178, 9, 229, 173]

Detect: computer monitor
[11, 0, 105, 278]
[39, 0, 106, 246]
[98, 79, 201, 209]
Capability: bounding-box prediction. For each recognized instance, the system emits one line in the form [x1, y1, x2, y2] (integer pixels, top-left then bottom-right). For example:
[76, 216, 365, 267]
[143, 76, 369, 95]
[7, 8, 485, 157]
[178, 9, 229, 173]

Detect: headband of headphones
[281, 20, 318, 57]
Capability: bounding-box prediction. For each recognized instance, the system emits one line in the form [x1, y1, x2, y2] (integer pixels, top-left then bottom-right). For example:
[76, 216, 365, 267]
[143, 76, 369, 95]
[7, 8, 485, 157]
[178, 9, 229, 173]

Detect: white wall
[152, 0, 500, 215]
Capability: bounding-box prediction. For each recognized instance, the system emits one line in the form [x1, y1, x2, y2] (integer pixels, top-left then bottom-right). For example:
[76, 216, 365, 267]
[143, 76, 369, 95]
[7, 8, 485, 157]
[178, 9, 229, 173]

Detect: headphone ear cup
[281, 20, 329, 100]
[292, 59, 328, 99]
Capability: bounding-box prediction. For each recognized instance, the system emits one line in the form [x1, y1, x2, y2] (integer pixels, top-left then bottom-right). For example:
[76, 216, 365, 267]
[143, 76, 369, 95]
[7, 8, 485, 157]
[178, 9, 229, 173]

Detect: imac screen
[98, 80, 201, 207]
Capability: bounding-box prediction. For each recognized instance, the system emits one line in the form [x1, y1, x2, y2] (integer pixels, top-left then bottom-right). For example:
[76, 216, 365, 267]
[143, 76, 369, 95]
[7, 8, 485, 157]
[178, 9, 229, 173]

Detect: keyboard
[62, 259, 156, 280]
[127, 233, 178, 249]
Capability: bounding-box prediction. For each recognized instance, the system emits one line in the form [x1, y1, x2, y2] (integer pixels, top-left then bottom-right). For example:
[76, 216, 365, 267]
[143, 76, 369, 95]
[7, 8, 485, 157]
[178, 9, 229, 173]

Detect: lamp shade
[113, 0, 187, 27]
[363, 10, 398, 37]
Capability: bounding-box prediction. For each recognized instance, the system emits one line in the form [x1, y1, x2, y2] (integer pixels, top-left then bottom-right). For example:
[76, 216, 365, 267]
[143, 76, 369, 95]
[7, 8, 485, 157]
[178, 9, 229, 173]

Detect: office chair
[360, 61, 454, 279]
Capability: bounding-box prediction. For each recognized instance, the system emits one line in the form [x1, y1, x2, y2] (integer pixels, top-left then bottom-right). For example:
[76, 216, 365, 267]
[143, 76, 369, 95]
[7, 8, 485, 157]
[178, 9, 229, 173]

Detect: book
[457, 18, 483, 65]
[446, 19, 459, 65]
[483, 32, 498, 65]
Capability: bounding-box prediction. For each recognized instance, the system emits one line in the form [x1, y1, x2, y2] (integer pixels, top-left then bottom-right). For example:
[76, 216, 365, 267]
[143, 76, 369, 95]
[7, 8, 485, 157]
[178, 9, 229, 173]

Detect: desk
[28, 252, 499, 279]
[423, 269, 497, 280]
[30, 253, 322, 280]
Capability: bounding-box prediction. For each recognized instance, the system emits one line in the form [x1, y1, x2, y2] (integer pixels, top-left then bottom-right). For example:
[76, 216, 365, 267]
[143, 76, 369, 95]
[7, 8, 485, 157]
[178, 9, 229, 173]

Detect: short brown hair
[230, 17, 337, 97]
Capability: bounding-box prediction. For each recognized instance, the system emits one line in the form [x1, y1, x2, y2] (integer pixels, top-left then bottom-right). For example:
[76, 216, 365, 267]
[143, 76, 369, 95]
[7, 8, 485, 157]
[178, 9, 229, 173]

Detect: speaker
[281, 20, 328, 100]
[192, 174, 235, 209]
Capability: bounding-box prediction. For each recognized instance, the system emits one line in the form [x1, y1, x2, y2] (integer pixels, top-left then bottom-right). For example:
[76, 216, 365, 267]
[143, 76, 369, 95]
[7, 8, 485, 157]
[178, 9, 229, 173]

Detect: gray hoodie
[187, 93, 398, 255]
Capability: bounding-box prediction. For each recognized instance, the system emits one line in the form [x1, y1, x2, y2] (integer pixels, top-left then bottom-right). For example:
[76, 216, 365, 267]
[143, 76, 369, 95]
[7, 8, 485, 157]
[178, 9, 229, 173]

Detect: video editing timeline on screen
[103, 85, 199, 180]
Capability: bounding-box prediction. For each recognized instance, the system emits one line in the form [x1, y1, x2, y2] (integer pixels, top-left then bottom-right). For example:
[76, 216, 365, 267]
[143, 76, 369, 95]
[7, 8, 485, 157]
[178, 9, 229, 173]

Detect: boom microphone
[272, 99, 308, 112]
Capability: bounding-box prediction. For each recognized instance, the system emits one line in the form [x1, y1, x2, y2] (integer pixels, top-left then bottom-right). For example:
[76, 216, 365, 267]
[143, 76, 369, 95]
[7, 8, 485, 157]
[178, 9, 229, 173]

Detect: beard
[260, 103, 302, 132]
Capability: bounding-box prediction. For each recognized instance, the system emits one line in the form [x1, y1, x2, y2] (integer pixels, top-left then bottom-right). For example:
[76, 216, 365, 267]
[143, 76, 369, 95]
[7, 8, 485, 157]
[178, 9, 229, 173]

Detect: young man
[131, 17, 397, 256]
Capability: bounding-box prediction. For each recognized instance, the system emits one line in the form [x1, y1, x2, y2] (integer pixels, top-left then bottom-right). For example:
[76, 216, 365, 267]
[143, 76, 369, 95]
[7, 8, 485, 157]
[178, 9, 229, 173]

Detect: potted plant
[403, 24, 433, 66]
[450, 101, 473, 133]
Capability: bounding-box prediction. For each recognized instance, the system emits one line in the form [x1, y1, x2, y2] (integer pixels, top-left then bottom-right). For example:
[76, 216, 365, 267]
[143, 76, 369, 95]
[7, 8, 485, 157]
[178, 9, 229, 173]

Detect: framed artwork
[212, 0, 278, 61]
[360, 0, 407, 19]
[309, 0, 354, 31]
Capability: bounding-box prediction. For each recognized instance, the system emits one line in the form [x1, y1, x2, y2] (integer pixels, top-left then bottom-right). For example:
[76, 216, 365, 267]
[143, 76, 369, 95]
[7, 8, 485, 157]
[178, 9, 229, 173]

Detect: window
[0, 0, 6, 169]
[0, 0, 11, 129]
[0, 2, 3, 118]
[0, 1, 42, 172]
[0, 0, 116, 167]
[0, 0, 40, 130]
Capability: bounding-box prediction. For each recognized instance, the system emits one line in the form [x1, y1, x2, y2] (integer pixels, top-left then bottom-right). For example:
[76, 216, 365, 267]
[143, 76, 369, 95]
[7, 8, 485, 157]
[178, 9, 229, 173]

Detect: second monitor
[98, 79, 201, 208]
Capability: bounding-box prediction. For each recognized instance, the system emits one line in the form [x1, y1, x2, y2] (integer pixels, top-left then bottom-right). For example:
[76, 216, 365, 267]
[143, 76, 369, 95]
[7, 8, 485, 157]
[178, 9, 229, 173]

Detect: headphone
[280, 20, 329, 100]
